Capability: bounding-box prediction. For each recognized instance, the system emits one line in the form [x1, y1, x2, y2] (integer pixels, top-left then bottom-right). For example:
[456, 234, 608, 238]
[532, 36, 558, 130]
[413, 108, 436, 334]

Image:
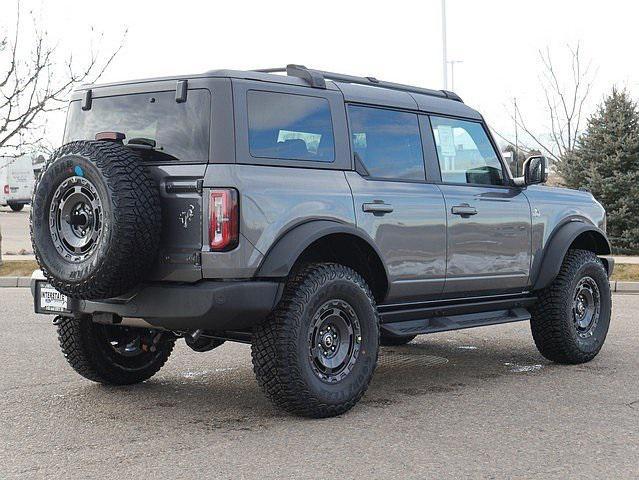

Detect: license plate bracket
[35, 281, 70, 314]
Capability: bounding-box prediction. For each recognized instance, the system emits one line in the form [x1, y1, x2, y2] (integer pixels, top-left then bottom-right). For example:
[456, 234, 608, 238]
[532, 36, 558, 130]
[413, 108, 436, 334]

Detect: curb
[613, 280, 639, 293]
[0, 276, 31, 287]
[0, 277, 20, 287]
[1, 278, 639, 292]
[0, 277, 31, 288]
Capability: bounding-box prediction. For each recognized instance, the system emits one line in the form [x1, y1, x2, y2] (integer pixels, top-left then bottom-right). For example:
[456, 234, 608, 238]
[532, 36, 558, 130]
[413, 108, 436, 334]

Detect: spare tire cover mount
[49, 175, 104, 262]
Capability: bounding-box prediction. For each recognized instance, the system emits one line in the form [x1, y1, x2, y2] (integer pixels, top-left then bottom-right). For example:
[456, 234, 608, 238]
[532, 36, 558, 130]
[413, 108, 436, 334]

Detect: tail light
[3, 185, 8, 194]
[209, 189, 239, 251]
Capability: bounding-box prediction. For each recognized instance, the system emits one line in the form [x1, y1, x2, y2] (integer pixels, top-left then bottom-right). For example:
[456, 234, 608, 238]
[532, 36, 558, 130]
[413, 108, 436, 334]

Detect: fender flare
[532, 220, 611, 291]
[256, 220, 390, 281]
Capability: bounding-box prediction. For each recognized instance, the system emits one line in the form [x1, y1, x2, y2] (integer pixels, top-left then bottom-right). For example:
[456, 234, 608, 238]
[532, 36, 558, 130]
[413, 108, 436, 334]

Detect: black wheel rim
[572, 276, 601, 338]
[308, 299, 361, 383]
[105, 326, 147, 357]
[95, 324, 166, 370]
[49, 176, 103, 261]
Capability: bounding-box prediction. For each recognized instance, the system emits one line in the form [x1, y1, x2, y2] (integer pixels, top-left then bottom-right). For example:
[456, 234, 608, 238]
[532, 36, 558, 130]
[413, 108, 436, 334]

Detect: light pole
[448, 60, 463, 91]
[441, 0, 448, 89]
[514, 97, 520, 176]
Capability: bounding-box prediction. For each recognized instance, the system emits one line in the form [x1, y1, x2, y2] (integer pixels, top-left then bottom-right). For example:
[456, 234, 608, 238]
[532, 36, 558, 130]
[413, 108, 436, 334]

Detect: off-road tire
[9, 203, 24, 212]
[380, 334, 417, 346]
[252, 263, 379, 418]
[56, 316, 174, 385]
[530, 249, 611, 364]
[31, 140, 161, 300]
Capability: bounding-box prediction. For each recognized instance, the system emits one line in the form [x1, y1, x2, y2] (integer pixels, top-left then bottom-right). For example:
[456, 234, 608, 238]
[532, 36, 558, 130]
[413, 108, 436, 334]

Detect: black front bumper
[33, 273, 281, 332]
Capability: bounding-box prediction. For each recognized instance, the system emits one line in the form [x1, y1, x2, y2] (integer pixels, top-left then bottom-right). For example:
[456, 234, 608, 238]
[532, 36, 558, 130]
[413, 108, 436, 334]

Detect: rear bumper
[32, 271, 281, 332]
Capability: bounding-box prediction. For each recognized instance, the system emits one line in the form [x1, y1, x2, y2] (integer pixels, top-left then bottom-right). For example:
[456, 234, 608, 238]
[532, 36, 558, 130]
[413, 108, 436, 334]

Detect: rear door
[64, 81, 214, 282]
[345, 105, 447, 303]
[428, 115, 532, 295]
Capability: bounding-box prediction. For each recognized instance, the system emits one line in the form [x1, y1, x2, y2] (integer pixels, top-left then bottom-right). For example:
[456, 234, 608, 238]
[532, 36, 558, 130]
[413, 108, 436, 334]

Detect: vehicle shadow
[53, 335, 559, 431]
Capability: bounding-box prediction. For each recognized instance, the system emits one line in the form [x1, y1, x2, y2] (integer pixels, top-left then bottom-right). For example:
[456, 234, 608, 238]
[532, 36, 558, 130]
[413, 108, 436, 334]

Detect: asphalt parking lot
[0, 289, 637, 479]
[0, 205, 32, 255]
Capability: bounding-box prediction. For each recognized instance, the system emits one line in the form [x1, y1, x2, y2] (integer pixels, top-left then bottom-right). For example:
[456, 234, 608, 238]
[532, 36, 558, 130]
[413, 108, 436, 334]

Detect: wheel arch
[533, 220, 611, 291]
[255, 220, 390, 303]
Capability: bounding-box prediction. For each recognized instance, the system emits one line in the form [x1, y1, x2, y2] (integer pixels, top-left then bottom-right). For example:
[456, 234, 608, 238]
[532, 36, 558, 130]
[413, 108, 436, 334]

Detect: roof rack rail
[253, 64, 463, 102]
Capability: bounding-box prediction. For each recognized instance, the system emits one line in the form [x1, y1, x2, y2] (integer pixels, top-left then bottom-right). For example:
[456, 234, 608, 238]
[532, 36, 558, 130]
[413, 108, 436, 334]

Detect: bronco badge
[179, 204, 195, 229]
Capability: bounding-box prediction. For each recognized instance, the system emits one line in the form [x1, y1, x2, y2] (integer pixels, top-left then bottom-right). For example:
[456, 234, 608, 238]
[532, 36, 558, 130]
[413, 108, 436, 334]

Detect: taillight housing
[3, 185, 8, 194]
[209, 189, 239, 251]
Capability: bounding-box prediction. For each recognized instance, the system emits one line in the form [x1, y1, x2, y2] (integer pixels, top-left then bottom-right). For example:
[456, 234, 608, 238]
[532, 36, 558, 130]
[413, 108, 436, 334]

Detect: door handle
[451, 204, 477, 217]
[362, 202, 394, 214]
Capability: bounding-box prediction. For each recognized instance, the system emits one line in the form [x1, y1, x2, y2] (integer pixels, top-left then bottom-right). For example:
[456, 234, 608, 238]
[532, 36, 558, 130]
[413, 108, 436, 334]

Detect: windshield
[64, 89, 211, 161]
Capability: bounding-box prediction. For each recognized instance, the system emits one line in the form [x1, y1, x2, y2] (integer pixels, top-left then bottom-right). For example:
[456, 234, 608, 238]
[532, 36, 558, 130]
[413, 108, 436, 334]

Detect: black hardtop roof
[75, 65, 482, 120]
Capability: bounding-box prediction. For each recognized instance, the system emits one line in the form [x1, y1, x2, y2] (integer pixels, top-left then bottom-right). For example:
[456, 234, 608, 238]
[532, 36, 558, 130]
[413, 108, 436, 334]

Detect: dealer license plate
[38, 282, 69, 313]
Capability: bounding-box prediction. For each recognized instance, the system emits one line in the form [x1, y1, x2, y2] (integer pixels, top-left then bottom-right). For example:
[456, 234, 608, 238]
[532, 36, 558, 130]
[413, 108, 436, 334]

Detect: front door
[429, 115, 532, 295]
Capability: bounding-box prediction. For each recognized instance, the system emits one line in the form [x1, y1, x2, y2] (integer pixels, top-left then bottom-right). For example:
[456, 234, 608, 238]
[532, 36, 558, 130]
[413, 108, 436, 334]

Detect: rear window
[247, 91, 335, 162]
[64, 90, 211, 161]
[348, 105, 425, 181]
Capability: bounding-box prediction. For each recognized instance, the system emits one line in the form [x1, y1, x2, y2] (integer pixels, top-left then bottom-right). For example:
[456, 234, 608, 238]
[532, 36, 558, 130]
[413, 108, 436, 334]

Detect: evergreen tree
[557, 88, 639, 252]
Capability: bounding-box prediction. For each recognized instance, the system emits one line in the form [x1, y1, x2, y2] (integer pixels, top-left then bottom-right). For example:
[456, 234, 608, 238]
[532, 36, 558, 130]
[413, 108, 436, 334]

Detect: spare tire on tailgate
[31, 140, 161, 300]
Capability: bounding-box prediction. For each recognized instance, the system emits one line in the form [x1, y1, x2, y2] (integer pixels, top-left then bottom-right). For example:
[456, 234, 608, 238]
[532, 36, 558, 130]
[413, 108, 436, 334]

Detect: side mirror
[523, 155, 548, 185]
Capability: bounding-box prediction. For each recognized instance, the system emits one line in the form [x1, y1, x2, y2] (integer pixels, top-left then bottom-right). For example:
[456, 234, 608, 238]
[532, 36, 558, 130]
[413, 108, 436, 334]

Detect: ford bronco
[30, 65, 613, 418]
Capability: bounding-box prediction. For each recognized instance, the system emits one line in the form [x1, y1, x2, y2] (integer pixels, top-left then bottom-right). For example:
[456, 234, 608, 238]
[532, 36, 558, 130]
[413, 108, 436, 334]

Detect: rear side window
[247, 91, 335, 162]
[347, 105, 425, 181]
[430, 116, 504, 186]
[64, 90, 211, 161]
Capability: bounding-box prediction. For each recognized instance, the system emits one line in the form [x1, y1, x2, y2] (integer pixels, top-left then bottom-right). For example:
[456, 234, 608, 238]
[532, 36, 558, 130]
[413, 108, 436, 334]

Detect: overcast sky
[11, 0, 639, 152]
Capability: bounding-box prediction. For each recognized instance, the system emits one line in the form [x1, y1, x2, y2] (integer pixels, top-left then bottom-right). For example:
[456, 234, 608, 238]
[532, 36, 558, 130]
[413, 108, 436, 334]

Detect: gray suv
[30, 65, 613, 418]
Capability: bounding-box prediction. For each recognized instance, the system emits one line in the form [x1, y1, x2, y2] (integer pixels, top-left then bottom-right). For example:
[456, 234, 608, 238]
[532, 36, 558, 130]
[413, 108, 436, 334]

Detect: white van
[0, 155, 34, 212]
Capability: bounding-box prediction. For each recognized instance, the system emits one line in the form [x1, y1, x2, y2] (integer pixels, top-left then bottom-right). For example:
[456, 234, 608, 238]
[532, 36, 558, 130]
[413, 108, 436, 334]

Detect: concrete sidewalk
[1, 254, 35, 261]
[613, 255, 639, 264]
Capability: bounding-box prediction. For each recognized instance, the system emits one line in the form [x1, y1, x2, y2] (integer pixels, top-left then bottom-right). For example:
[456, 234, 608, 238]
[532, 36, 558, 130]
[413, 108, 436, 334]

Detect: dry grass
[610, 264, 639, 282]
[0, 260, 39, 277]
[1, 260, 638, 282]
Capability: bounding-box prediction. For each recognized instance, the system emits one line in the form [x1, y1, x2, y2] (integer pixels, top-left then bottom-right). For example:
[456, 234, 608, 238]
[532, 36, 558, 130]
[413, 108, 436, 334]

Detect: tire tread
[530, 249, 610, 364]
[57, 316, 174, 385]
[251, 263, 379, 418]
[30, 140, 161, 299]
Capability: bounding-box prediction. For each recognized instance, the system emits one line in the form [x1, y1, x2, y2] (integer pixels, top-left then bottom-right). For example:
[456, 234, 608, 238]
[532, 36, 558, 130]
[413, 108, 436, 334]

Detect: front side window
[347, 105, 425, 181]
[247, 91, 335, 162]
[430, 116, 504, 185]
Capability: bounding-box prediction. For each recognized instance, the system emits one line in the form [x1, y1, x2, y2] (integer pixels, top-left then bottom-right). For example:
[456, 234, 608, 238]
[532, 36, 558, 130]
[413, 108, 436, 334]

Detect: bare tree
[510, 43, 596, 162]
[0, 2, 125, 157]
